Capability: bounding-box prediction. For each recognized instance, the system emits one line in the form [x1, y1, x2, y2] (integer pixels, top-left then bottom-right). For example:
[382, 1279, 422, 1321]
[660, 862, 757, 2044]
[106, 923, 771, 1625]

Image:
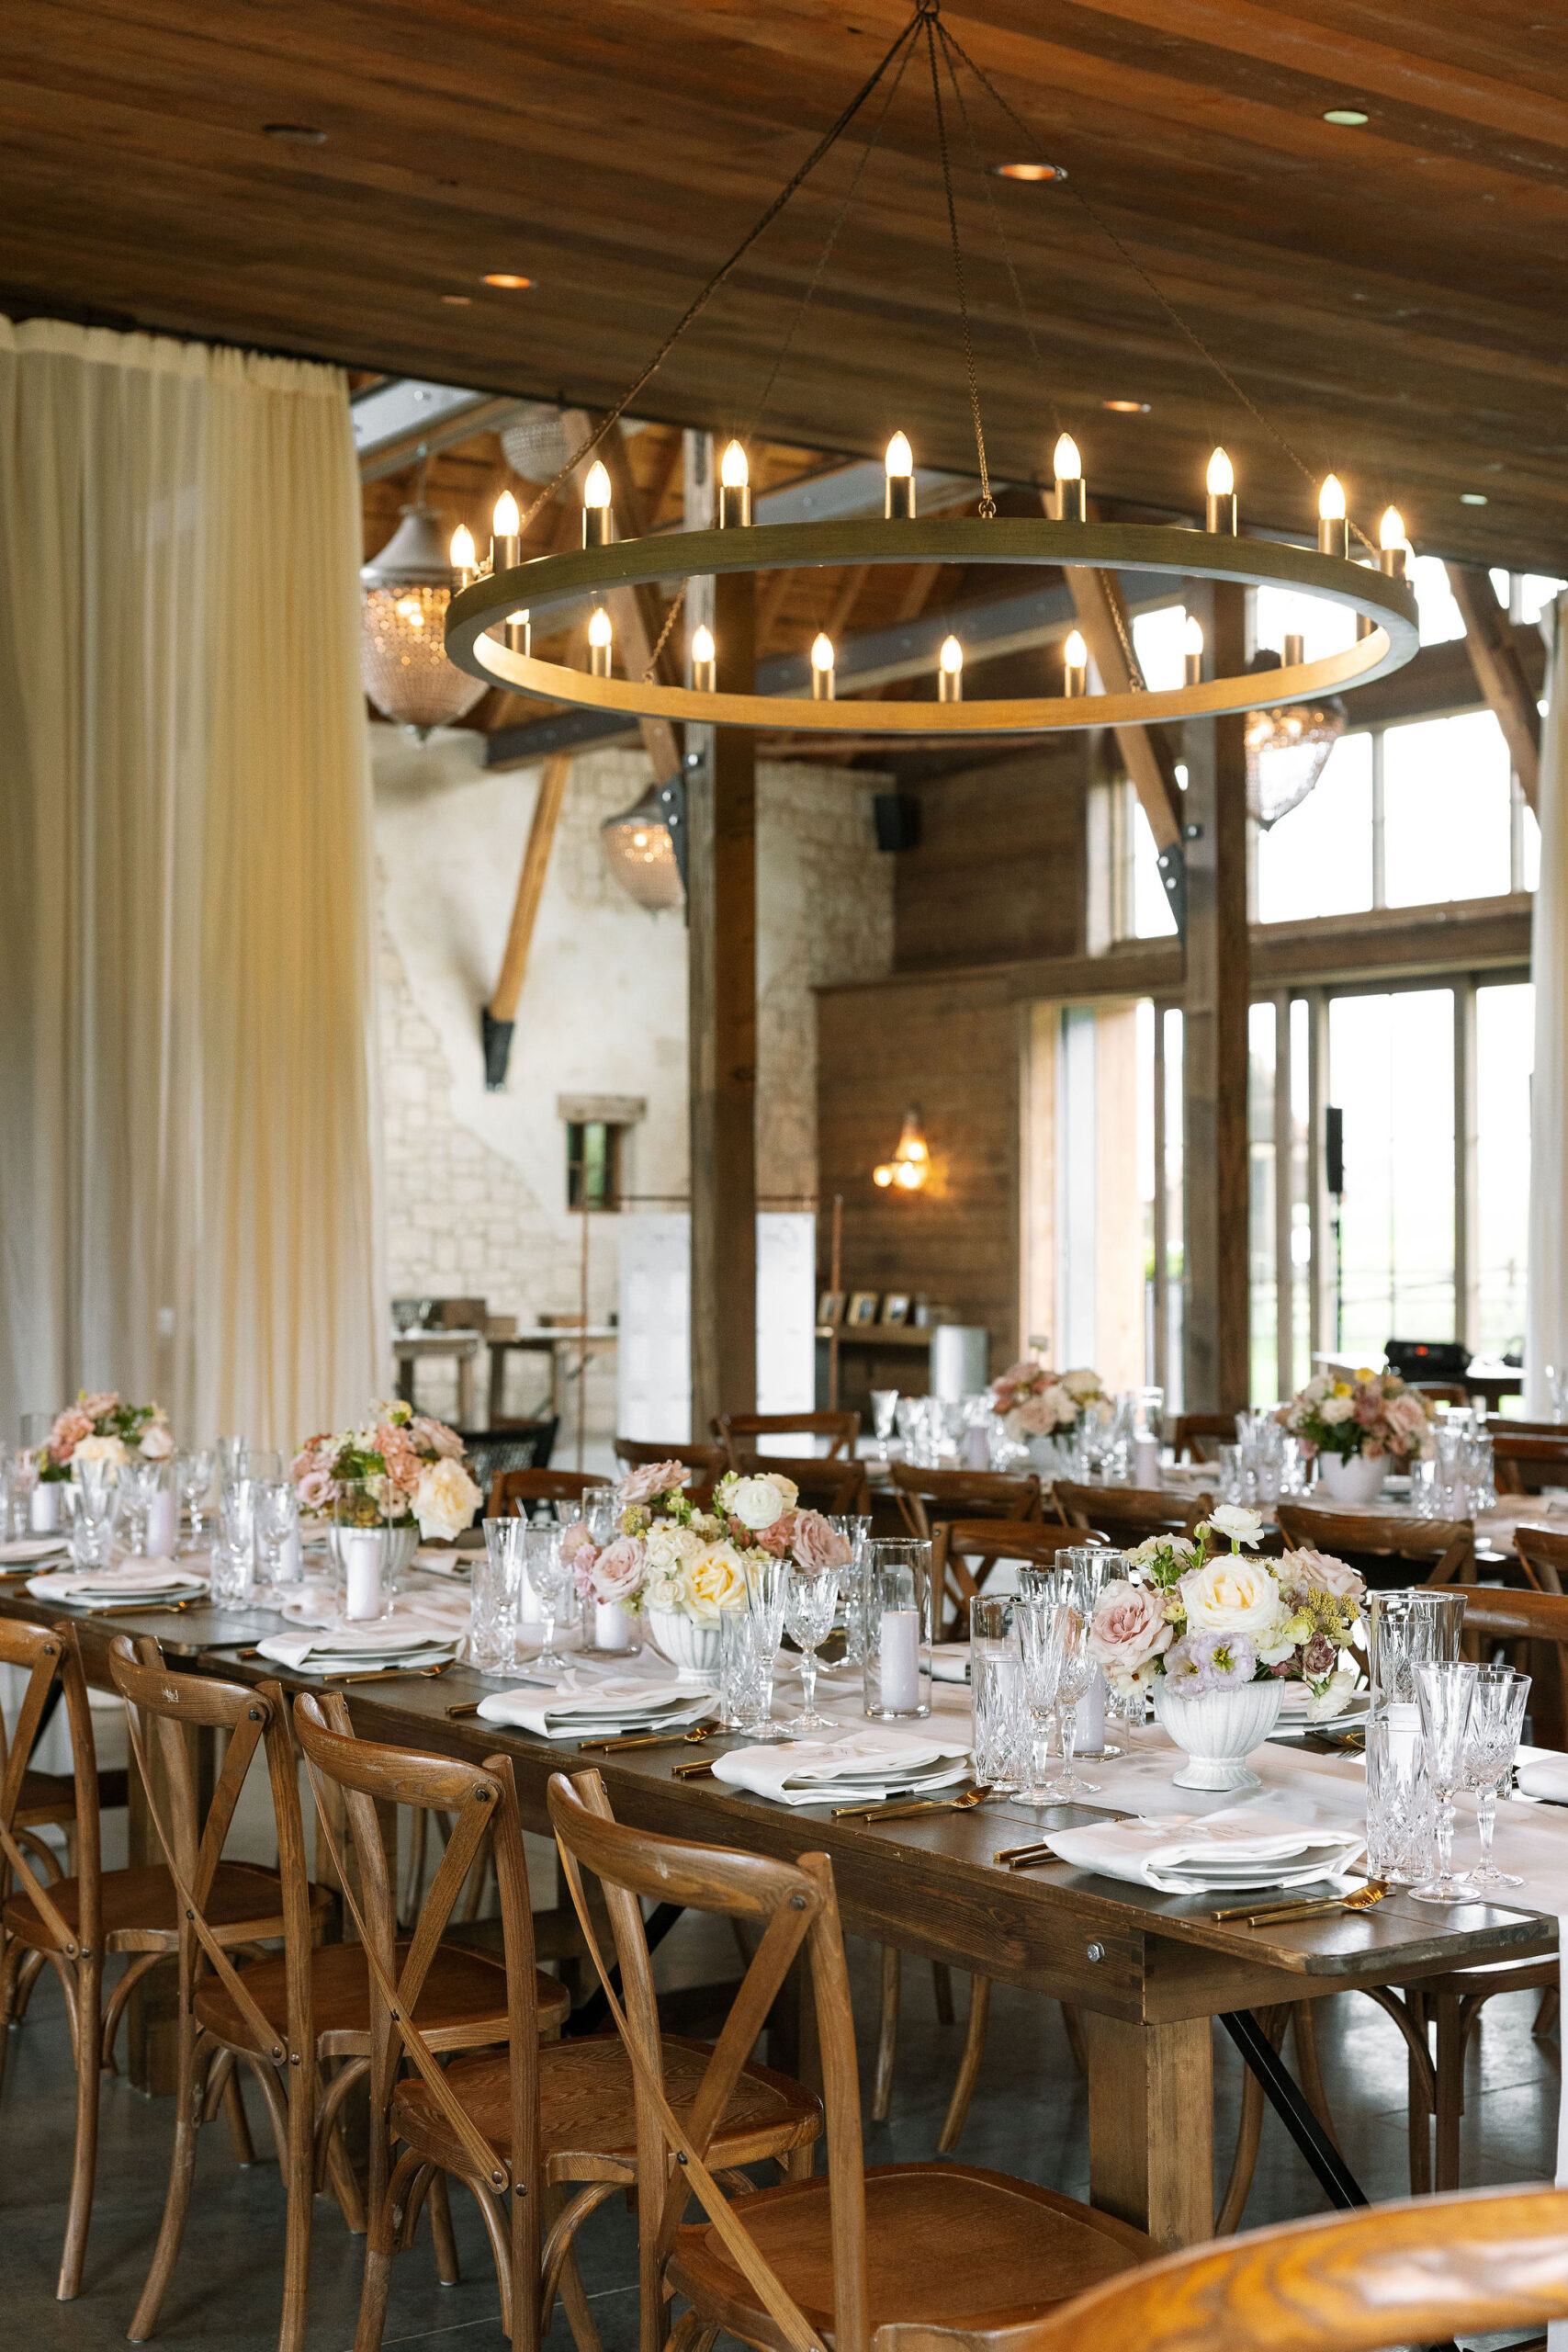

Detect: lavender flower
[1164, 1629, 1258, 1698]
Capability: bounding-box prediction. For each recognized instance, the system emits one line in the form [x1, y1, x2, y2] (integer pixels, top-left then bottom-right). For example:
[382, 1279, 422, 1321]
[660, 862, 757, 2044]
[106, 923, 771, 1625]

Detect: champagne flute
[176, 1447, 215, 1546]
[782, 1565, 840, 1733]
[523, 1527, 570, 1671]
[1412, 1661, 1478, 1903]
[1463, 1667, 1530, 1888]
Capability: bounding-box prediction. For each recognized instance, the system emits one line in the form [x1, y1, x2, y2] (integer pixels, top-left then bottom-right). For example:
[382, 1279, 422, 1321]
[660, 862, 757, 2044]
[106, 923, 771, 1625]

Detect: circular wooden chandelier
[441, 0, 1421, 738]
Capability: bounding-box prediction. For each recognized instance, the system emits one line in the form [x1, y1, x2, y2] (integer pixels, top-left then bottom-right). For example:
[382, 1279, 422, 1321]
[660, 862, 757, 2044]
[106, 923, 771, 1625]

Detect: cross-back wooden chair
[1170, 1412, 1236, 1462]
[1053, 1482, 1214, 1554]
[548, 1767, 1151, 2352]
[1273, 1503, 1473, 1590]
[889, 1464, 1042, 1541]
[931, 1518, 1069, 1629]
[1485, 1417, 1568, 1439]
[615, 1438, 729, 1483]
[1412, 1381, 1472, 1408]
[1492, 1432, 1568, 1494]
[489, 1467, 602, 1517]
[1516, 1519, 1568, 1600]
[714, 1411, 861, 1465]
[0, 1620, 287, 2302]
[292, 1696, 819, 2352]
[732, 1453, 871, 1518]
[1021, 2184, 1568, 2352]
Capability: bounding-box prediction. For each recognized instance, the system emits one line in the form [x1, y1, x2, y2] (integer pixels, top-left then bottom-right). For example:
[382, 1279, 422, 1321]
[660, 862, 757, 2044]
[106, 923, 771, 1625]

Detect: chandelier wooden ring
[445, 516, 1419, 737]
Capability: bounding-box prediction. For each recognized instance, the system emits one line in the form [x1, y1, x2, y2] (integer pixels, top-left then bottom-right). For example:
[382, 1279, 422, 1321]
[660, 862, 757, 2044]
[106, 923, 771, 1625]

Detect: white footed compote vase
[1151, 1679, 1284, 1792]
[1317, 1452, 1388, 1506]
[646, 1609, 722, 1686]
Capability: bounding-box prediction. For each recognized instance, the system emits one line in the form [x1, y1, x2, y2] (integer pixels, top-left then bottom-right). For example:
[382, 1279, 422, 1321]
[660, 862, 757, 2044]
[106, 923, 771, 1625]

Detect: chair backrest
[733, 1453, 870, 1517]
[1485, 1417, 1567, 1439]
[713, 1411, 861, 1464]
[1514, 1520, 1568, 1596]
[1450, 1575, 1568, 1745]
[547, 1768, 847, 2352]
[1492, 1433, 1568, 1494]
[107, 1637, 309, 2059]
[489, 1465, 599, 1517]
[614, 1438, 729, 1481]
[1021, 2185, 1568, 2352]
[931, 1519, 1073, 1629]
[1273, 1504, 1473, 1589]
[293, 1690, 544, 2314]
[463, 1422, 559, 1489]
[0, 1617, 100, 1955]
[889, 1464, 1042, 1540]
[1053, 1482, 1212, 1549]
[1170, 1413, 1236, 1463]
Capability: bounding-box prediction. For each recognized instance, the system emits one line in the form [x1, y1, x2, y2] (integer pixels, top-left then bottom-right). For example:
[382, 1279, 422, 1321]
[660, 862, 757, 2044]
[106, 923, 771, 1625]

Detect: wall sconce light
[874, 1106, 931, 1192]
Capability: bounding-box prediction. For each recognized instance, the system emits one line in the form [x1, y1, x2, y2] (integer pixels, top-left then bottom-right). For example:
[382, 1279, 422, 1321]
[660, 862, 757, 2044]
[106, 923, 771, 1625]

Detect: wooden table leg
[1086, 2010, 1213, 2249]
[458, 1346, 479, 1430]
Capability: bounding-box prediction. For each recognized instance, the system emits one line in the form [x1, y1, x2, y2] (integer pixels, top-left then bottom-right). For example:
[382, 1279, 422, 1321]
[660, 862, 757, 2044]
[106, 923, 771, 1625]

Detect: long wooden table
[6, 1583, 1557, 2253]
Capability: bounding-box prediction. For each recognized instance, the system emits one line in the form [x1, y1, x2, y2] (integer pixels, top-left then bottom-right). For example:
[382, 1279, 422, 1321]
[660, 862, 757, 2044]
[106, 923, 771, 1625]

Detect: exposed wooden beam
[1446, 564, 1542, 812]
[561, 410, 681, 781]
[1064, 566, 1184, 854]
[483, 752, 572, 1088]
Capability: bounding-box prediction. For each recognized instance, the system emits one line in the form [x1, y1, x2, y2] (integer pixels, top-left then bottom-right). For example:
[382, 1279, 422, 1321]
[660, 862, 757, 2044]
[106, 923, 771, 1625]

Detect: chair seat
[391, 2030, 820, 2175]
[3, 1860, 295, 1951]
[195, 1935, 570, 2050]
[667, 2161, 1150, 2342]
[1400, 1953, 1560, 2000]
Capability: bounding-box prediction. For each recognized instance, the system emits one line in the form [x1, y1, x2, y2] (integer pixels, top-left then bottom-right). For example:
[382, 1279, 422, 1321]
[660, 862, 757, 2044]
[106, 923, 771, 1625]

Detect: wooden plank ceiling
[6, 3, 1568, 569]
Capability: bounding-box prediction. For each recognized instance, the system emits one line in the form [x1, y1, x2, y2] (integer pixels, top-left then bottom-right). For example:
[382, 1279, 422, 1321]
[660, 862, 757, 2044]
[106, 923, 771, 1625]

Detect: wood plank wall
[892, 743, 1089, 972]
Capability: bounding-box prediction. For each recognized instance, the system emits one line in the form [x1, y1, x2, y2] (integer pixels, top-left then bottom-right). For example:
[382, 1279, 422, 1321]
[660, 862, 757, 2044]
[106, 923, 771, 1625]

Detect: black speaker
[873, 792, 920, 854]
[1325, 1105, 1344, 1197]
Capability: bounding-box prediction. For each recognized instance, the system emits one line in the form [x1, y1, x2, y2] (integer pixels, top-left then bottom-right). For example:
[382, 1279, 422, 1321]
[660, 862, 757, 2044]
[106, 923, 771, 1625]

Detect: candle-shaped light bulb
[1205, 446, 1236, 534]
[811, 631, 836, 702]
[718, 438, 752, 527]
[692, 621, 716, 692]
[1379, 503, 1409, 578]
[449, 524, 477, 584]
[1318, 471, 1348, 557]
[491, 488, 521, 572]
[938, 634, 964, 703]
[1053, 431, 1087, 522]
[587, 605, 613, 677]
[582, 458, 614, 548]
[885, 430, 915, 520]
[1063, 627, 1088, 697]
[1182, 613, 1204, 688]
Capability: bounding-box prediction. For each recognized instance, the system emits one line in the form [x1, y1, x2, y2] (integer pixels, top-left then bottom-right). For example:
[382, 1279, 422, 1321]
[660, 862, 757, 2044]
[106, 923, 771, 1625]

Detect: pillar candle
[965, 1423, 990, 1469]
[1134, 1437, 1162, 1487]
[344, 1532, 384, 1623]
[1079, 1666, 1107, 1753]
[595, 1600, 634, 1652]
[31, 1483, 60, 1532]
[145, 1487, 178, 1560]
[879, 1608, 922, 1713]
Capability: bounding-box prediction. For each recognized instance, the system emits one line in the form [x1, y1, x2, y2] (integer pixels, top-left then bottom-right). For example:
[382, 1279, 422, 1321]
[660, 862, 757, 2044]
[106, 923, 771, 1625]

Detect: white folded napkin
[0, 1536, 70, 1564]
[931, 1644, 971, 1685]
[1517, 1752, 1568, 1804]
[476, 1679, 716, 1739]
[257, 1623, 461, 1670]
[714, 1726, 972, 1807]
[1038, 1807, 1365, 1894]
[28, 1564, 209, 1606]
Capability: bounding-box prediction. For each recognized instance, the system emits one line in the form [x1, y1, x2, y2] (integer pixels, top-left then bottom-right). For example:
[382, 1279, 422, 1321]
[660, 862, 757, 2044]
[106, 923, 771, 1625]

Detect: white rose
[1208, 1504, 1263, 1547]
[139, 1422, 175, 1461]
[1318, 1396, 1357, 1425]
[1179, 1555, 1287, 1645]
[761, 1472, 799, 1511]
[1061, 1367, 1102, 1403]
[727, 1476, 786, 1532]
[73, 1434, 128, 1468]
[412, 1456, 481, 1542]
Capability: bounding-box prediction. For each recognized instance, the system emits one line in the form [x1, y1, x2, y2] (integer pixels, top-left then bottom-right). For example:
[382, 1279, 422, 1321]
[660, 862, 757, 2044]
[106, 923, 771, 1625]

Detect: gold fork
[832, 1784, 992, 1823]
[1214, 1880, 1392, 1929]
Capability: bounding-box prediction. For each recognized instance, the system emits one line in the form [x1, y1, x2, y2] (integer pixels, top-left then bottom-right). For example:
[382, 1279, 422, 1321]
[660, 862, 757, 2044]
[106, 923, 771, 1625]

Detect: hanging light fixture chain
[642, 581, 688, 684]
[922, 6, 995, 518]
[516, 13, 922, 540]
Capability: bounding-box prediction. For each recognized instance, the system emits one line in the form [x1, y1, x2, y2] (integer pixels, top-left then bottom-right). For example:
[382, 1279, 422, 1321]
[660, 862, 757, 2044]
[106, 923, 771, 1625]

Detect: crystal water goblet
[720, 1604, 773, 1734]
[870, 1389, 899, 1462]
[1412, 1661, 1479, 1903]
[176, 1448, 215, 1546]
[470, 1519, 525, 1674]
[782, 1565, 841, 1733]
[73, 1456, 119, 1567]
[827, 1514, 872, 1665]
[1463, 1666, 1530, 1887]
[523, 1527, 570, 1670]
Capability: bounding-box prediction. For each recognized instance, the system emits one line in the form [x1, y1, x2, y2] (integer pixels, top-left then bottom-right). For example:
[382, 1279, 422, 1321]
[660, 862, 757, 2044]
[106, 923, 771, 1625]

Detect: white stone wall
[371, 723, 891, 1443]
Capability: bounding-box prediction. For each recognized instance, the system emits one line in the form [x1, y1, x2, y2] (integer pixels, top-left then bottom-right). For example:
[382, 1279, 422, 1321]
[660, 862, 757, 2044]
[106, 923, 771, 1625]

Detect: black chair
[457, 1419, 558, 1492]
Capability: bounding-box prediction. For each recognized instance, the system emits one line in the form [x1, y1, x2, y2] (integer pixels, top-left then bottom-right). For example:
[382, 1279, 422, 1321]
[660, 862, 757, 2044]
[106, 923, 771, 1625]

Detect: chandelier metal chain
[920, 3, 995, 517]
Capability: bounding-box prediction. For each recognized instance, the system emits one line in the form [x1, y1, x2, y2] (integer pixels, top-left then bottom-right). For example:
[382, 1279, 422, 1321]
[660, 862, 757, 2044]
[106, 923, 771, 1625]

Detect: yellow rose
[682, 1540, 750, 1623]
[412, 1456, 481, 1542]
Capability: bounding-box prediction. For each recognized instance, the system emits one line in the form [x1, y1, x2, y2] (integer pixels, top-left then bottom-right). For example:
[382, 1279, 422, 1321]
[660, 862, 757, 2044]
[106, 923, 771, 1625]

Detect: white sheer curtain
[1529, 593, 1568, 1415]
[0, 316, 381, 1448]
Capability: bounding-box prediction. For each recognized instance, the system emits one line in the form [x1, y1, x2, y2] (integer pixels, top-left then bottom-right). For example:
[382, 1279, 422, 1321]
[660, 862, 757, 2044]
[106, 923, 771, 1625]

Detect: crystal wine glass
[176, 1447, 215, 1546]
[742, 1558, 788, 1737]
[870, 1389, 899, 1462]
[1463, 1666, 1530, 1888]
[523, 1527, 570, 1671]
[73, 1455, 120, 1567]
[1014, 1591, 1066, 1804]
[782, 1565, 840, 1733]
[1412, 1661, 1479, 1903]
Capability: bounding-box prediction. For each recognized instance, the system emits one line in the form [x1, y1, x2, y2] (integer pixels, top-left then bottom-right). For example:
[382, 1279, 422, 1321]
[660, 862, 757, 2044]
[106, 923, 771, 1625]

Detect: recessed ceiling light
[989, 161, 1066, 183]
[1102, 399, 1150, 413]
[1323, 107, 1369, 126]
[1461, 492, 1489, 505]
[263, 122, 327, 144]
[441, 294, 472, 306]
[483, 272, 534, 289]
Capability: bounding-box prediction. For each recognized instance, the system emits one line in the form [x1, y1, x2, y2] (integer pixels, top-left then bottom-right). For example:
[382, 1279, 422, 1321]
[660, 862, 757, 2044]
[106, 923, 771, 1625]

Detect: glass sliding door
[1327, 989, 1457, 1357]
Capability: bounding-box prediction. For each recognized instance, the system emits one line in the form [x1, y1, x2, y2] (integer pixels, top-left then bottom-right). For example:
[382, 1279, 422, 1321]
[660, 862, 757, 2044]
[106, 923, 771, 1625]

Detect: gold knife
[1214, 1882, 1392, 1929]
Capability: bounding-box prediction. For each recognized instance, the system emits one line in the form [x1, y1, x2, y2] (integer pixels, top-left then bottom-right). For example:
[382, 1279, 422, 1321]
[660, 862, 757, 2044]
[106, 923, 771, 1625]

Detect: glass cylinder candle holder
[863, 1540, 933, 1719]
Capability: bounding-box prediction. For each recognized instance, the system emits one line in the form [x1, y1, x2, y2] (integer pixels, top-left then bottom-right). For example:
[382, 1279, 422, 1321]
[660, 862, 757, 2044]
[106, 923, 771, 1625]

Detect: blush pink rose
[296, 1467, 336, 1513]
[754, 1515, 796, 1557]
[590, 1535, 646, 1604]
[1088, 1579, 1174, 1679]
[791, 1510, 852, 1572]
[410, 1414, 466, 1460]
[570, 1541, 602, 1600]
[619, 1460, 692, 1507]
[1280, 1546, 1365, 1602]
[558, 1521, 592, 1558]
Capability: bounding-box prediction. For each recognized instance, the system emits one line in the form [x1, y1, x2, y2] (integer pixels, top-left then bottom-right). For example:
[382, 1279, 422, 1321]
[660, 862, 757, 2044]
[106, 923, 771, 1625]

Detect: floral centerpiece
[291, 1401, 482, 1544]
[1088, 1505, 1366, 1787]
[989, 1362, 1110, 1465]
[36, 1392, 174, 1482]
[1278, 1369, 1434, 1503]
[560, 1461, 852, 1677]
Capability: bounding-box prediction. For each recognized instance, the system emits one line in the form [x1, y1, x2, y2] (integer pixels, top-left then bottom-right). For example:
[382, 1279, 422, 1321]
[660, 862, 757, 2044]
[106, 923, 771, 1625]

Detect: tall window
[566, 1120, 623, 1210]
[1328, 989, 1456, 1355]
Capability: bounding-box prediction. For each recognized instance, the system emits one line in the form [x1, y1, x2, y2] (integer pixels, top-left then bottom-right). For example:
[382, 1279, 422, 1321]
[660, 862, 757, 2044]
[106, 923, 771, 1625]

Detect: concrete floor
[0, 1905, 1559, 2352]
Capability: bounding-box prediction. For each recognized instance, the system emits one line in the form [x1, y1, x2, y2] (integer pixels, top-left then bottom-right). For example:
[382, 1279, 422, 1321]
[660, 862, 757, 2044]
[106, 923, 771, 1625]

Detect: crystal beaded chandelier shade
[600, 784, 683, 910]
[361, 499, 488, 739]
[1243, 651, 1348, 829]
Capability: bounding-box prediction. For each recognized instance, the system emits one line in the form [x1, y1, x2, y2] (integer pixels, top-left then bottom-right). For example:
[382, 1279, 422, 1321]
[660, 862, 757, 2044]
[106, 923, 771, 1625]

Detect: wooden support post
[1182, 579, 1251, 1414]
[1446, 564, 1540, 812]
[483, 751, 571, 1087]
[688, 566, 758, 1433]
